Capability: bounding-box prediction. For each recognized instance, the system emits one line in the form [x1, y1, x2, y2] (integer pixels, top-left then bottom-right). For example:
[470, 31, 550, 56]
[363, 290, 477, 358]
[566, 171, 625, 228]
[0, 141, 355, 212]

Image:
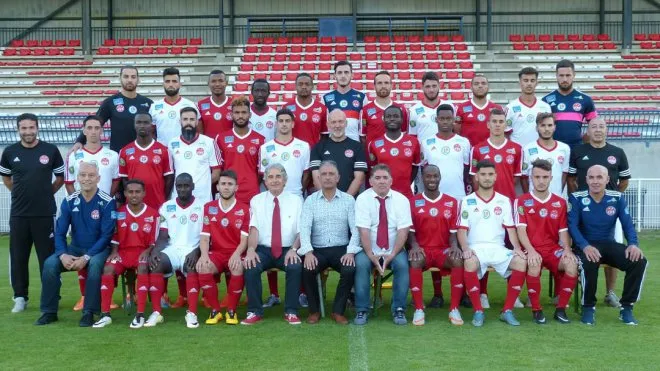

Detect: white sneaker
[480, 294, 490, 309]
[514, 297, 525, 309]
[11, 297, 27, 313]
[144, 311, 164, 327]
[130, 314, 145, 329]
[448, 308, 464, 326]
[92, 315, 112, 328]
[604, 290, 622, 308]
[412, 309, 425, 326]
[185, 311, 199, 328]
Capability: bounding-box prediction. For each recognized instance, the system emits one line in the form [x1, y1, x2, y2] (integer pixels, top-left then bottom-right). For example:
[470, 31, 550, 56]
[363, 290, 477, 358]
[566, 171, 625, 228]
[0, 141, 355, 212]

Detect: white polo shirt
[249, 190, 303, 248]
[355, 188, 412, 256]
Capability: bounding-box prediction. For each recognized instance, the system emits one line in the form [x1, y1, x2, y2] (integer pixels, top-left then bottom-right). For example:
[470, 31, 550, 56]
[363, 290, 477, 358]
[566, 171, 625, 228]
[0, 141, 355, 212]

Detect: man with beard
[249, 79, 277, 142]
[542, 59, 598, 148]
[168, 107, 221, 204]
[322, 61, 367, 142]
[367, 106, 420, 200]
[285, 73, 328, 148]
[150, 67, 199, 146]
[1, 113, 65, 313]
[505, 67, 552, 148]
[408, 72, 453, 144]
[75, 65, 153, 152]
[361, 71, 409, 145]
[198, 70, 233, 140]
[455, 75, 503, 147]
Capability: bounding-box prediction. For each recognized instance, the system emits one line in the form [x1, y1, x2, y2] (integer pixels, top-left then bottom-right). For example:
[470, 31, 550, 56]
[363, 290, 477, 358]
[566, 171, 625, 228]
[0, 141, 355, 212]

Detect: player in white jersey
[147, 173, 205, 328]
[259, 108, 311, 196]
[522, 113, 570, 196]
[457, 160, 528, 327]
[249, 79, 277, 142]
[65, 115, 120, 196]
[149, 67, 200, 146]
[420, 104, 470, 200]
[505, 67, 552, 147]
[408, 72, 454, 143]
[168, 107, 221, 204]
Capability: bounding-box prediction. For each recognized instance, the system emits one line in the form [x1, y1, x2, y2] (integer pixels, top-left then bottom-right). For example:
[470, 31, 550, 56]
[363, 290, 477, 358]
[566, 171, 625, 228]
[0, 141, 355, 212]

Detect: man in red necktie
[354, 164, 413, 325]
[242, 163, 304, 325]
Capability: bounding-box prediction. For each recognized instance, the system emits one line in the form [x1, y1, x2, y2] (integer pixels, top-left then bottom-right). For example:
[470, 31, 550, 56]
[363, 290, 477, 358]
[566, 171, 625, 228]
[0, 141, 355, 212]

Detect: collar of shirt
[317, 189, 341, 201]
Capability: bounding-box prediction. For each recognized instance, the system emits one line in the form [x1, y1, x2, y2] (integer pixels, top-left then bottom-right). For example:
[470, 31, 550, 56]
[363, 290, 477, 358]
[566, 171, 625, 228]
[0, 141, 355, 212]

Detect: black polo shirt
[0, 140, 65, 217]
[568, 142, 631, 191]
[310, 136, 367, 192]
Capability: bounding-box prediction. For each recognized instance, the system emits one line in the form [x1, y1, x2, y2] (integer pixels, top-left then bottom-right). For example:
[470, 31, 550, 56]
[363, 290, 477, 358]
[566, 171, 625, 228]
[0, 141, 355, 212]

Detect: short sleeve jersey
[408, 100, 454, 144]
[309, 137, 368, 193]
[322, 89, 367, 142]
[284, 98, 328, 148]
[513, 192, 568, 252]
[568, 143, 630, 191]
[457, 192, 514, 247]
[201, 200, 250, 253]
[368, 133, 421, 199]
[118, 140, 173, 210]
[158, 198, 205, 250]
[217, 128, 265, 205]
[112, 204, 159, 250]
[470, 139, 523, 201]
[249, 106, 277, 142]
[361, 101, 409, 144]
[522, 140, 570, 196]
[149, 97, 199, 147]
[505, 97, 552, 147]
[97, 93, 153, 151]
[259, 138, 311, 197]
[410, 193, 459, 250]
[542, 89, 597, 148]
[197, 96, 233, 140]
[456, 100, 503, 147]
[65, 146, 119, 195]
[420, 134, 471, 200]
[168, 134, 222, 204]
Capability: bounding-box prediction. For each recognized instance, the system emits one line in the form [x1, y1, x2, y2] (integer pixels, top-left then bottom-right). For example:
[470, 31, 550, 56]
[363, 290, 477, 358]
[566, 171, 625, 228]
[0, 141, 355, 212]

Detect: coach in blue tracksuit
[568, 165, 647, 326]
[36, 162, 116, 327]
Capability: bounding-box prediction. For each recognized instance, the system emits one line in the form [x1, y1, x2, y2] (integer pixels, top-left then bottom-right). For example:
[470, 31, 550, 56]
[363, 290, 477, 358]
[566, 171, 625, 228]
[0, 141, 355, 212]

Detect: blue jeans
[354, 250, 409, 314]
[40, 245, 109, 315]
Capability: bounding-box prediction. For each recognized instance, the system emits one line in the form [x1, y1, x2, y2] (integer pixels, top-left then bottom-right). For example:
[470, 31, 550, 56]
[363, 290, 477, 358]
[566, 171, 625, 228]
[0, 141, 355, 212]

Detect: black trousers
[302, 245, 355, 316]
[576, 241, 648, 308]
[9, 216, 55, 300]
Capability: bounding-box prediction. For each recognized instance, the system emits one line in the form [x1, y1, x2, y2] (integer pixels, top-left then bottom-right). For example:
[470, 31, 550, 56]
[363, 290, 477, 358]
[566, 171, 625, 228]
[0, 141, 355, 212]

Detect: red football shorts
[422, 247, 451, 274]
[537, 246, 564, 275]
[106, 247, 146, 275]
[208, 250, 234, 273]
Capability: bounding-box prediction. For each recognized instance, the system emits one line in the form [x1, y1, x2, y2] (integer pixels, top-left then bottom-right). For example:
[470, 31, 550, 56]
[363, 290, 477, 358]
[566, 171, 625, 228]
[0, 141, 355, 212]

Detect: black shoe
[553, 308, 570, 324]
[35, 313, 58, 326]
[427, 295, 444, 308]
[533, 310, 547, 324]
[461, 294, 473, 309]
[79, 312, 94, 327]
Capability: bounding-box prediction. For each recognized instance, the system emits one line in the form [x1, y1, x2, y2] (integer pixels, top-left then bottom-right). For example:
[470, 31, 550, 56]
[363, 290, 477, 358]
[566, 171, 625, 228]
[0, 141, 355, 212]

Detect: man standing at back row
[1, 113, 65, 313]
[505, 67, 552, 148]
[150, 67, 199, 147]
[197, 69, 234, 140]
[323, 61, 367, 142]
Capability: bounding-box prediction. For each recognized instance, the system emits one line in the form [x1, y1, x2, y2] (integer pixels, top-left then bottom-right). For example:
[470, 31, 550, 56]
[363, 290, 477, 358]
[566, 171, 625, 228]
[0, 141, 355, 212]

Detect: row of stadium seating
[512, 42, 617, 51]
[96, 46, 199, 55]
[509, 34, 612, 42]
[246, 35, 466, 44]
[244, 43, 468, 54]
[639, 42, 660, 49]
[634, 33, 660, 41]
[0, 60, 93, 66]
[239, 61, 474, 72]
[243, 51, 472, 62]
[236, 70, 476, 81]
[102, 38, 202, 46]
[594, 85, 659, 90]
[2, 48, 77, 56]
[9, 39, 80, 47]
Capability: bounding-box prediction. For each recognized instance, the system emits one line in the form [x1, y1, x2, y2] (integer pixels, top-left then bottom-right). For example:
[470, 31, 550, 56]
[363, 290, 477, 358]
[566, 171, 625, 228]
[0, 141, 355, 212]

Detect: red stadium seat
[40, 40, 53, 47]
[393, 35, 406, 43]
[175, 38, 187, 45]
[527, 43, 540, 50]
[394, 44, 406, 52]
[446, 71, 460, 79]
[542, 42, 556, 50]
[462, 71, 475, 79]
[111, 47, 124, 55]
[305, 45, 317, 53]
[538, 34, 551, 42]
[557, 42, 571, 50]
[572, 42, 586, 50]
[317, 82, 330, 91]
[170, 46, 183, 54]
[453, 43, 467, 51]
[634, 34, 647, 41]
[450, 92, 465, 100]
[270, 83, 281, 91]
[132, 38, 144, 46]
[436, 35, 449, 42]
[97, 47, 110, 55]
[379, 44, 392, 52]
[553, 34, 566, 42]
[184, 46, 198, 54]
[271, 64, 284, 72]
[582, 34, 596, 41]
[379, 36, 391, 43]
[423, 44, 437, 52]
[161, 38, 173, 45]
[451, 35, 464, 42]
[237, 74, 250, 82]
[412, 61, 425, 69]
[446, 61, 458, 69]
[277, 37, 288, 44]
[587, 42, 600, 50]
[68, 39, 80, 47]
[410, 52, 423, 61]
[396, 61, 410, 70]
[602, 42, 616, 50]
[274, 54, 286, 62]
[318, 62, 331, 71]
[398, 71, 411, 80]
[523, 34, 536, 42]
[421, 35, 433, 43]
[408, 35, 420, 43]
[427, 61, 441, 69]
[46, 48, 60, 56]
[10, 40, 23, 47]
[509, 34, 522, 42]
[234, 83, 248, 92]
[351, 82, 364, 90]
[290, 45, 302, 53]
[156, 46, 169, 54]
[640, 42, 654, 49]
[379, 62, 393, 70]
[513, 43, 525, 50]
[364, 36, 377, 43]
[283, 82, 295, 91]
[26, 40, 38, 47]
[381, 53, 393, 61]
[649, 34, 660, 41]
[287, 63, 301, 71]
[33, 48, 45, 56]
[101, 38, 114, 46]
[147, 38, 159, 46]
[320, 36, 332, 44]
[457, 52, 470, 60]
[289, 54, 301, 62]
[118, 39, 130, 46]
[190, 37, 202, 45]
[567, 34, 580, 41]
[597, 34, 610, 41]
[126, 47, 139, 55]
[335, 36, 348, 43]
[320, 45, 332, 53]
[425, 52, 439, 60]
[306, 37, 318, 44]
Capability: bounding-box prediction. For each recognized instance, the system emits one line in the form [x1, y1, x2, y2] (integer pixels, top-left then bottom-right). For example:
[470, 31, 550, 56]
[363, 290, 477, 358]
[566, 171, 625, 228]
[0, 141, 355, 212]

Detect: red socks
[227, 274, 244, 312]
[100, 274, 115, 313]
[464, 270, 483, 312]
[503, 270, 526, 311]
[149, 273, 164, 313]
[409, 268, 424, 310]
[136, 272, 149, 314]
[449, 268, 464, 311]
[431, 270, 443, 297]
[267, 270, 279, 297]
[78, 268, 87, 296]
[186, 272, 200, 314]
[480, 272, 489, 295]
[200, 273, 220, 311]
[526, 274, 542, 311]
[176, 271, 187, 298]
[557, 274, 578, 309]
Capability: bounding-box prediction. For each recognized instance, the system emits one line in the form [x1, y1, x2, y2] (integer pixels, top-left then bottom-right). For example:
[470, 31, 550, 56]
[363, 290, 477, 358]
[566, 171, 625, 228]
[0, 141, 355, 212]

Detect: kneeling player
[147, 173, 204, 328]
[94, 180, 159, 328]
[197, 170, 249, 325]
[458, 160, 528, 327]
[408, 165, 465, 326]
[515, 159, 578, 324]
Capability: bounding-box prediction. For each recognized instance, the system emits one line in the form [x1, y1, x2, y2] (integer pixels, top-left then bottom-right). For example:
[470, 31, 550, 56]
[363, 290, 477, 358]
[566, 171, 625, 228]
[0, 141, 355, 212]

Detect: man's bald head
[327, 108, 348, 139]
[587, 164, 608, 177]
[328, 109, 347, 122]
[586, 164, 609, 194]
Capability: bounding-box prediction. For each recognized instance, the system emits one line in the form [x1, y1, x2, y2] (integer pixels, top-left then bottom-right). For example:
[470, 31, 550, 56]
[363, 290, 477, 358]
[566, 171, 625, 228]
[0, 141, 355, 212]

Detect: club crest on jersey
[467, 199, 477, 206]
[572, 103, 582, 111]
[443, 209, 452, 219]
[293, 150, 301, 158]
[550, 210, 559, 219]
[415, 199, 425, 207]
[390, 148, 399, 156]
[189, 213, 198, 222]
[167, 204, 176, 212]
[482, 210, 490, 219]
[236, 144, 245, 153]
[212, 112, 221, 120]
[506, 155, 514, 164]
[494, 206, 502, 215]
[441, 146, 450, 155]
[340, 100, 348, 108]
[557, 103, 566, 111]
[38, 155, 49, 164]
[143, 223, 152, 233]
[463, 106, 473, 113]
[281, 152, 290, 161]
[221, 218, 229, 227]
[494, 154, 502, 163]
[129, 106, 137, 114]
[312, 114, 321, 123]
[477, 113, 486, 122]
[429, 208, 438, 217]
[179, 215, 187, 224]
[453, 144, 462, 152]
[581, 198, 591, 206]
[479, 146, 489, 154]
[539, 208, 548, 218]
[557, 156, 565, 164]
[607, 156, 617, 165]
[300, 113, 307, 121]
[127, 222, 138, 231]
[352, 100, 360, 108]
[344, 149, 354, 158]
[166, 110, 176, 119]
[606, 206, 616, 216]
[404, 148, 413, 157]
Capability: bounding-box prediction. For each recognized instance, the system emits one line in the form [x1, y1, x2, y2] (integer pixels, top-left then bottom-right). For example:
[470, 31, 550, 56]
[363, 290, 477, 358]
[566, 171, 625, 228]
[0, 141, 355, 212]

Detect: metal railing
[0, 115, 92, 145]
[590, 110, 660, 140]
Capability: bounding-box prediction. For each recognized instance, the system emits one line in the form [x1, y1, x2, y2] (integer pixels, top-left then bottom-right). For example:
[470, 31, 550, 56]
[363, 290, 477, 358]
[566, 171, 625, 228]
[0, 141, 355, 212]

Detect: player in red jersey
[367, 105, 421, 199]
[514, 159, 578, 324]
[408, 165, 465, 326]
[197, 70, 233, 141]
[93, 179, 159, 328]
[118, 113, 174, 210]
[455, 75, 503, 147]
[197, 170, 250, 325]
[284, 73, 328, 148]
[361, 71, 409, 145]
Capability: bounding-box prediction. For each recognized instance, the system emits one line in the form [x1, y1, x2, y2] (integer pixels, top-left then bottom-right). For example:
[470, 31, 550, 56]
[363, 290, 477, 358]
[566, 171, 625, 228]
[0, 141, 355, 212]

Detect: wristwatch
[82, 254, 91, 261]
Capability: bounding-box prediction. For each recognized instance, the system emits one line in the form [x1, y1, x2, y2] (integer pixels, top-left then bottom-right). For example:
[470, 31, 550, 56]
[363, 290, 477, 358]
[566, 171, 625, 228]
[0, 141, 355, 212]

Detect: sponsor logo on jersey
[477, 113, 486, 122]
[479, 146, 489, 154]
[494, 154, 502, 163]
[467, 198, 477, 205]
[126, 148, 135, 155]
[324, 94, 335, 102]
[463, 106, 473, 113]
[557, 103, 566, 111]
[266, 145, 275, 152]
[415, 199, 425, 207]
[167, 204, 176, 212]
[113, 98, 124, 106]
[74, 152, 84, 160]
[375, 140, 384, 148]
[512, 106, 521, 113]
[390, 148, 399, 156]
[367, 108, 377, 116]
[606, 206, 616, 216]
[138, 155, 147, 163]
[524, 199, 534, 207]
[224, 136, 234, 143]
[129, 106, 137, 114]
[581, 198, 591, 206]
[300, 112, 307, 121]
[221, 218, 229, 227]
[426, 138, 436, 145]
[213, 112, 221, 120]
[200, 103, 210, 110]
[340, 100, 348, 108]
[172, 142, 180, 149]
[539, 208, 548, 217]
[528, 147, 539, 156]
[545, 95, 556, 103]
